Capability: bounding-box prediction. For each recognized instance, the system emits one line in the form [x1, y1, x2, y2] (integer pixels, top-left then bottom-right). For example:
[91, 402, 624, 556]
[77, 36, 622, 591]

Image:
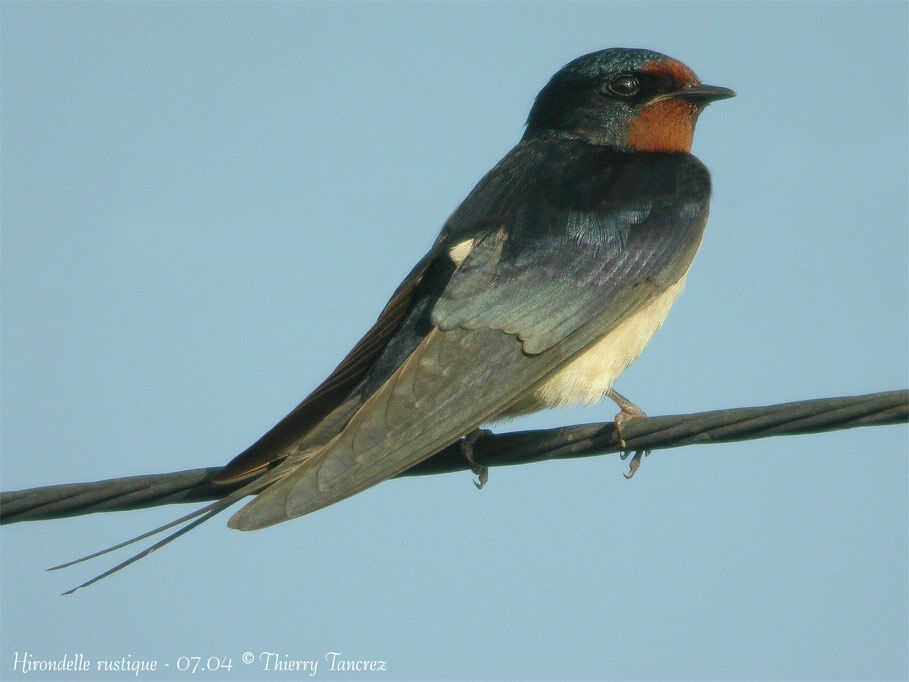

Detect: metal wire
[3, 389, 906, 524]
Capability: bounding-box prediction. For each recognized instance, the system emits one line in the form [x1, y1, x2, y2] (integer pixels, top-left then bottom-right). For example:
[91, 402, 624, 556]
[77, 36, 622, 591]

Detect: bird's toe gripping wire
[607, 388, 651, 479]
[619, 448, 649, 480]
[460, 428, 491, 489]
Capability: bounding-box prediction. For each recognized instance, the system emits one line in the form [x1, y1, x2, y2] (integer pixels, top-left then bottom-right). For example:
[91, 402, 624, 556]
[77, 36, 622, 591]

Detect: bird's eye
[606, 74, 640, 98]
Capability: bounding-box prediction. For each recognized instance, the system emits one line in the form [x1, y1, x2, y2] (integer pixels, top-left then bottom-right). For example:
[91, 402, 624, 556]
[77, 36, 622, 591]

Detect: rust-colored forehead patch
[640, 58, 699, 87]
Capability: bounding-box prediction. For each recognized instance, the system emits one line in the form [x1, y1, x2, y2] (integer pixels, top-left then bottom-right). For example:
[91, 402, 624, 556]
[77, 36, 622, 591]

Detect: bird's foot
[607, 389, 651, 479]
[619, 449, 649, 479]
[460, 428, 491, 489]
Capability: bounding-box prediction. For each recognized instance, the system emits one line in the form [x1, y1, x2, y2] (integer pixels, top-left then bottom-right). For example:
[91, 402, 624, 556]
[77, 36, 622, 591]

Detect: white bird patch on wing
[448, 239, 475, 266]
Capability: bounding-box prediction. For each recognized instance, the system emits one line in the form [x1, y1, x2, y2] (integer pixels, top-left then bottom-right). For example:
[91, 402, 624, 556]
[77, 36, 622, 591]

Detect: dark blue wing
[433, 140, 710, 353]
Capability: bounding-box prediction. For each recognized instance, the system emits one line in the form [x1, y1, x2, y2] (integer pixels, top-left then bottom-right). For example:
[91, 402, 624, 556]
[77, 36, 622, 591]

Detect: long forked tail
[2, 467, 278, 595]
[49, 491, 249, 595]
[0, 439, 479, 593]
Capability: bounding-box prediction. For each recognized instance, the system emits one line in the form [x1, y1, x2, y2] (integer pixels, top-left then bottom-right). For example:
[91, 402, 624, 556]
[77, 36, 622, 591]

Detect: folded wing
[228, 138, 712, 530]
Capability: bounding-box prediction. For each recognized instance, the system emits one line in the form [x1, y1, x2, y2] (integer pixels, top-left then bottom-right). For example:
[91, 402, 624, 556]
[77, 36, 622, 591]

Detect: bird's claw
[460, 428, 491, 489]
[620, 449, 650, 479]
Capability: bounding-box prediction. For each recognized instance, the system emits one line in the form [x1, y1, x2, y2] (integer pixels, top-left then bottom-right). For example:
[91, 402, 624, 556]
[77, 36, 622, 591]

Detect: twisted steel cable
[2, 390, 906, 524]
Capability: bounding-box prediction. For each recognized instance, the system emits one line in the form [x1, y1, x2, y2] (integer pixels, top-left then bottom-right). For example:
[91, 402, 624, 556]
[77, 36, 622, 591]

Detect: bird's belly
[501, 275, 688, 416]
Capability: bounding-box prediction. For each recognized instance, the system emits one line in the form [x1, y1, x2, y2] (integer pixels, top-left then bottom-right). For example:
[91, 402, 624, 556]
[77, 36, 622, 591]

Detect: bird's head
[524, 48, 734, 153]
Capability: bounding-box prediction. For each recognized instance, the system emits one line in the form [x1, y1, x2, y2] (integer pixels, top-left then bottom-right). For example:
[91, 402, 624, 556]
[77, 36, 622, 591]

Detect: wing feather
[227, 137, 713, 529]
[212, 251, 438, 483]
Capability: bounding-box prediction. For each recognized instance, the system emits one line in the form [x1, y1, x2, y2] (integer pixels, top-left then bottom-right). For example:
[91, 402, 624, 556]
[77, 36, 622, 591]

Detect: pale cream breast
[501, 274, 689, 417]
[447, 233, 690, 417]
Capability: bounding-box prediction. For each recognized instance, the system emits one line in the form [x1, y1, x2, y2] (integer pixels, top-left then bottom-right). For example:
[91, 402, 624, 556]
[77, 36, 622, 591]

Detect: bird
[8, 48, 733, 591]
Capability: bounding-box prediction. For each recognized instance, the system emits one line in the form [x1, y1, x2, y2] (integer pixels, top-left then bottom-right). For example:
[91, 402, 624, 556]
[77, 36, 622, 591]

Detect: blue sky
[2, 2, 906, 680]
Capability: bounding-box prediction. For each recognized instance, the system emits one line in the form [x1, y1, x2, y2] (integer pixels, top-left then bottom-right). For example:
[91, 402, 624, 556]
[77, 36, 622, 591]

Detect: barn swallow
[57, 48, 733, 589]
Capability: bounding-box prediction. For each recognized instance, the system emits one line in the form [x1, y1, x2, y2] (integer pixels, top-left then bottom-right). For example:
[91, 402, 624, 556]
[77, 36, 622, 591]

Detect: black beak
[669, 83, 736, 104]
